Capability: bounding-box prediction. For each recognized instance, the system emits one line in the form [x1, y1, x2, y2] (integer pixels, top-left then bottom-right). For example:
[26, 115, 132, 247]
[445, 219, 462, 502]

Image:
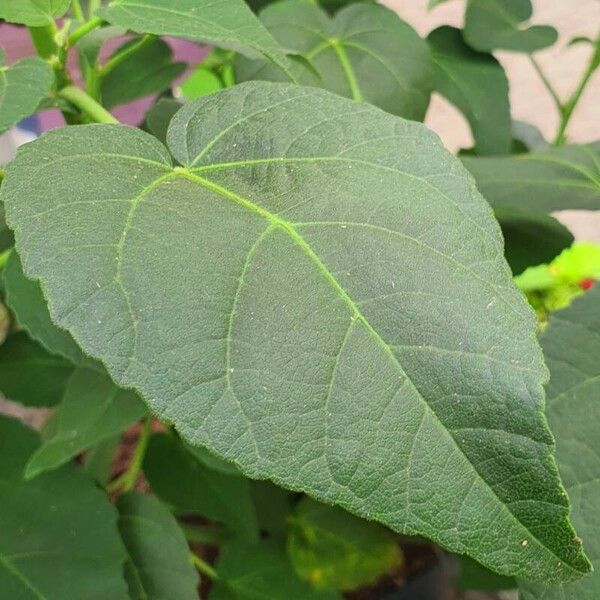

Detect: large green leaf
[0, 415, 129, 599]
[25, 366, 146, 478]
[211, 540, 339, 600]
[247, 0, 374, 14]
[427, 26, 510, 156]
[0, 0, 70, 26]
[144, 433, 259, 540]
[462, 144, 600, 212]
[116, 492, 200, 600]
[0, 49, 54, 135]
[0, 332, 73, 407]
[101, 37, 186, 109]
[235, 1, 432, 120]
[4, 252, 93, 366]
[464, 0, 558, 53]
[2, 81, 591, 582]
[519, 287, 600, 599]
[98, 0, 293, 75]
[287, 497, 402, 591]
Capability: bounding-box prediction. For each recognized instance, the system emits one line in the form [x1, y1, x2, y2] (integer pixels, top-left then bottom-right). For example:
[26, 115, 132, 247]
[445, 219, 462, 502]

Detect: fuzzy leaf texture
[235, 0, 432, 121]
[1, 81, 590, 583]
[0, 0, 70, 26]
[519, 287, 600, 599]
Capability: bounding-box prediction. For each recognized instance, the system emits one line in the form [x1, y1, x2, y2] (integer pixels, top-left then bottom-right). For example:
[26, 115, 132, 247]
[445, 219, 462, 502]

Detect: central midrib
[167, 167, 577, 574]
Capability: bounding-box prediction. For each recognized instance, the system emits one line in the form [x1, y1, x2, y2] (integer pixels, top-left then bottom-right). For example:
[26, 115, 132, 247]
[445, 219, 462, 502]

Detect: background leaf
[0, 0, 70, 26]
[116, 492, 200, 600]
[464, 0, 558, 53]
[98, 0, 293, 75]
[519, 287, 600, 599]
[235, 1, 432, 120]
[144, 433, 259, 540]
[427, 26, 511, 156]
[287, 497, 402, 591]
[1, 82, 591, 582]
[0, 50, 54, 135]
[0, 332, 73, 407]
[462, 144, 600, 212]
[0, 415, 129, 599]
[211, 540, 340, 600]
[458, 556, 515, 591]
[101, 37, 186, 109]
[144, 98, 183, 146]
[24, 366, 146, 478]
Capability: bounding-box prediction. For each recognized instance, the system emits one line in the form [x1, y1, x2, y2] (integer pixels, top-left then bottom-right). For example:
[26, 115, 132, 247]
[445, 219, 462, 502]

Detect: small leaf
[116, 492, 200, 600]
[2, 81, 591, 582]
[145, 98, 183, 146]
[0, 49, 54, 134]
[235, 1, 432, 120]
[288, 497, 402, 591]
[0, 332, 73, 407]
[462, 144, 600, 212]
[144, 433, 259, 540]
[464, 0, 558, 53]
[496, 208, 574, 275]
[428, 26, 511, 155]
[519, 287, 600, 599]
[180, 67, 224, 100]
[0, 415, 130, 599]
[211, 540, 340, 600]
[98, 0, 293, 76]
[24, 366, 146, 478]
[3, 251, 94, 366]
[0, 0, 70, 26]
[84, 434, 121, 485]
[101, 37, 186, 108]
[511, 120, 547, 153]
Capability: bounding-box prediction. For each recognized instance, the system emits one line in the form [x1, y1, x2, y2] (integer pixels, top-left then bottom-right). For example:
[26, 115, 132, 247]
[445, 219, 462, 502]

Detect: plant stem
[71, 0, 85, 21]
[68, 16, 104, 47]
[554, 42, 600, 145]
[28, 24, 59, 59]
[100, 35, 154, 76]
[190, 553, 218, 580]
[107, 415, 153, 493]
[529, 56, 562, 113]
[58, 85, 118, 123]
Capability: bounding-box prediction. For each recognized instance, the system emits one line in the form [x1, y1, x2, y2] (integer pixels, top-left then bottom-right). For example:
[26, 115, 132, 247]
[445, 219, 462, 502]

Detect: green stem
[71, 0, 85, 21]
[107, 415, 153, 493]
[330, 38, 363, 102]
[68, 16, 104, 47]
[28, 24, 59, 59]
[58, 85, 118, 123]
[88, 0, 102, 19]
[100, 35, 154, 76]
[529, 56, 562, 113]
[190, 554, 218, 580]
[554, 42, 600, 145]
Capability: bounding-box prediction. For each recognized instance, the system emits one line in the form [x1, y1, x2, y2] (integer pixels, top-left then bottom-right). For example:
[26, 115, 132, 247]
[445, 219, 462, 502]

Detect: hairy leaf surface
[0, 415, 129, 599]
[519, 287, 600, 599]
[235, 0, 432, 120]
[0, 49, 54, 134]
[0, 0, 70, 26]
[98, 0, 293, 75]
[462, 144, 600, 212]
[1, 81, 590, 582]
[427, 26, 510, 156]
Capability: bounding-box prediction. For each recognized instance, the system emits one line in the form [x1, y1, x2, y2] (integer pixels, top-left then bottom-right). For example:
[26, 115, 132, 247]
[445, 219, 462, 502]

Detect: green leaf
[101, 37, 186, 109]
[288, 497, 402, 591]
[511, 121, 547, 153]
[3, 251, 94, 366]
[1, 81, 591, 582]
[24, 366, 146, 478]
[98, 0, 293, 76]
[427, 26, 511, 156]
[116, 492, 200, 600]
[462, 144, 600, 212]
[519, 287, 600, 599]
[143, 433, 259, 540]
[458, 556, 515, 591]
[464, 0, 558, 53]
[0, 49, 54, 135]
[0, 0, 70, 26]
[144, 98, 183, 146]
[247, 0, 374, 16]
[496, 208, 574, 275]
[0, 415, 129, 599]
[235, 1, 432, 120]
[0, 203, 14, 253]
[84, 434, 121, 485]
[180, 67, 224, 100]
[211, 540, 340, 600]
[0, 332, 73, 407]
[250, 480, 295, 539]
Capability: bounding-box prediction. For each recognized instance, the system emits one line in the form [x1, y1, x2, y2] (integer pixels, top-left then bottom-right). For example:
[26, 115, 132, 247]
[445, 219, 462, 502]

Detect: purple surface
[0, 24, 209, 129]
